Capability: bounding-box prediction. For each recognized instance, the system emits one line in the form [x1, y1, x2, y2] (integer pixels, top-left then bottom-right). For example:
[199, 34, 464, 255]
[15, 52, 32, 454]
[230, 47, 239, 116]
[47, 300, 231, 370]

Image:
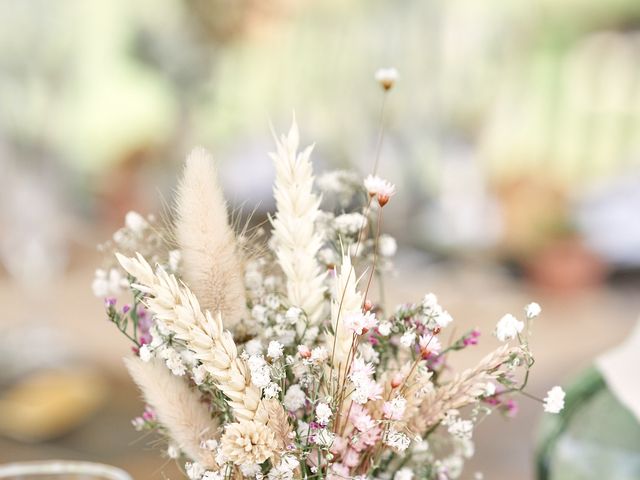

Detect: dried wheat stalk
[117, 252, 267, 424]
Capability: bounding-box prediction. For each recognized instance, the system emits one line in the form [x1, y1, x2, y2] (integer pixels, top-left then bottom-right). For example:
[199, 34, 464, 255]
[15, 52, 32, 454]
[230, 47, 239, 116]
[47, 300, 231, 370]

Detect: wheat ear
[270, 120, 326, 334]
[327, 253, 363, 371]
[175, 147, 247, 331]
[125, 357, 219, 468]
[117, 253, 266, 424]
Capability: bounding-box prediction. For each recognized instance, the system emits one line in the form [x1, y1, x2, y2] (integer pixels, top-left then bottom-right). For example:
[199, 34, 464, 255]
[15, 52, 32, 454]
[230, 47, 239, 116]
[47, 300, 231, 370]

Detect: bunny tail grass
[125, 357, 219, 469]
[175, 148, 247, 331]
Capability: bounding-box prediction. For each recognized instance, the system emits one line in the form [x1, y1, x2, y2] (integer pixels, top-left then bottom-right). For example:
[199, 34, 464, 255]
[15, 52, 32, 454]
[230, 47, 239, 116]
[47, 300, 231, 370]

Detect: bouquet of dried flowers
[94, 69, 565, 480]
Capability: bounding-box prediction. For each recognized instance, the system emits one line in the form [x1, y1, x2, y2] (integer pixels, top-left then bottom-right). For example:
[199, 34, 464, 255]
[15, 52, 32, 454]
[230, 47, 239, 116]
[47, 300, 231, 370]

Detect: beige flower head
[220, 421, 276, 465]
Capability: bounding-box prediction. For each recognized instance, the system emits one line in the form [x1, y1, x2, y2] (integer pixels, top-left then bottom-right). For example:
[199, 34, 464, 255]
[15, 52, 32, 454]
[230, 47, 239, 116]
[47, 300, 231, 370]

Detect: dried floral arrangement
[93, 69, 565, 480]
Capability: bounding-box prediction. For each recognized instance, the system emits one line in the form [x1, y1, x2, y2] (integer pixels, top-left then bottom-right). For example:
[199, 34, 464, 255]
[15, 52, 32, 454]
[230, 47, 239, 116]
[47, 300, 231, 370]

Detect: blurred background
[1, 0, 640, 478]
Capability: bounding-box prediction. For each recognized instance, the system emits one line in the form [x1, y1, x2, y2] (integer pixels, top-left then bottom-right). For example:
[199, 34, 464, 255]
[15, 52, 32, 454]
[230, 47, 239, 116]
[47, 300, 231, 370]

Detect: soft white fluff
[117, 253, 266, 424]
[175, 148, 246, 331]
[270, 121, 326, 334]
[125, 357, 218, 468]
[327, 254, 364, 371]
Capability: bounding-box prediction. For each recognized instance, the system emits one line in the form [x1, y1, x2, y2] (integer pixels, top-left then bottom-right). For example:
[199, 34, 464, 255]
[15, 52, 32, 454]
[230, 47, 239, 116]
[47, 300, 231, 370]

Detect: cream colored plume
[116, 253, 266, 424]
[270, 120, 326, 334]
[409, 344, 520, 433]
[125, 357, 218, 469]
[175, 147, 246, 331]
[327, 254, 363, 372]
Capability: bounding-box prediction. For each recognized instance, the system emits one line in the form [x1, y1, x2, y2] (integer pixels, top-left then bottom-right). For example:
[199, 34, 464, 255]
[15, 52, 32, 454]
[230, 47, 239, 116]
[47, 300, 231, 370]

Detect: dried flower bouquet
[94, 70, 564, 480]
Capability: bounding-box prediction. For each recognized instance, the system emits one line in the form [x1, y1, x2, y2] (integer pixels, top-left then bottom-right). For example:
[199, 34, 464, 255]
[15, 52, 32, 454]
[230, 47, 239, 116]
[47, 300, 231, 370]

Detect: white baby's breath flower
[167, 443, 180, 459]
[544, 386, 565, 414]
[310, 346, 328, 363]
[315, 402, 332, 425]
[267, 341, 284, 359]
[314, 429, 335, 448]
[400, 330, 416, 348]
[192, 364, 208, 385]
[384, 429, 410, 452]
[245, 339, 263, 356]
[318, 248, 338, 266]
[264, 382, 281, 399]
[374, 67, 399, 90]
[202, 472, 223, 480]
[165, 349, 187, 376]
[495, 314, 524, 342]
[185, 461, 205, 480]
[251, 305, 268, 323]
[125, 211, 148, 234]
[92, 268, 128, 298]
[334, 212, 367, 236]
[448, 418, 474, 440]
[379, 234, 398, 257]
[484, 382, 496, 397]
[248, 355, 271, 388]
[240, 463, 262, 478]
[435, 310, 453, 328]
[525, 302, 542, 319]
[378, 321, 392, 336]
[393, 468, 413, 480]
[285, 307, 302, 324]
[139, 344, 153, 362]
[283, 384, 306, 411]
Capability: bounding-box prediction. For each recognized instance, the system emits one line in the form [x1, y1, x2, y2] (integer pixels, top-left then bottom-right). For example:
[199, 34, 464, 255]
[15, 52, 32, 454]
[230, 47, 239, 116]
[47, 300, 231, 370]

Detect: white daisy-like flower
[543, 386, 566, 414]
[344, 311, 378, 335]
[495, 314, 524, 342]
[525, 302, 542, 319]
[374, 67, 399, 90]
[363, 175, 397, 201]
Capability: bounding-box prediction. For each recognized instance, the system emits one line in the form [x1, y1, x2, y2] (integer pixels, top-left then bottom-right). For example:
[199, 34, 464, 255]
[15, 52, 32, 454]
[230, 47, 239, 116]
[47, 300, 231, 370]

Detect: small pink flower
[349, 404, 376, 432]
